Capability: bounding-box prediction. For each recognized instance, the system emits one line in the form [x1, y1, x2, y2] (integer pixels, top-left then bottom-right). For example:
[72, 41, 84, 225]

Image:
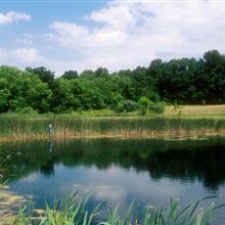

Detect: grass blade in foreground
[6, 195, 225, 225]
[142, 196, 224, 225]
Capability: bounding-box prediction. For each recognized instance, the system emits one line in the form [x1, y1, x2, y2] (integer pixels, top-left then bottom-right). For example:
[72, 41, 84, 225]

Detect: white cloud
[49, 21, 89, 49]
[0, 11, 31, 25]
[0, 48, 42, 64]
[86, 4, 136, 31]
[44, 0, 225, 74]
[11, 48, 42, 63]
[15, 34, 34, 45]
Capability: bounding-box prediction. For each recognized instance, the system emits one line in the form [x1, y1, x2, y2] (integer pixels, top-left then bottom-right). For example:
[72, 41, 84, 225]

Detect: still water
[1, 137, 225, 223]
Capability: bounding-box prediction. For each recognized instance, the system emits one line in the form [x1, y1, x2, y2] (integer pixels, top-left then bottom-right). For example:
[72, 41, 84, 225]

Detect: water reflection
[40, 140, 54, 176]
[1, 137, 225, 189]
[0, 137, 225, 223]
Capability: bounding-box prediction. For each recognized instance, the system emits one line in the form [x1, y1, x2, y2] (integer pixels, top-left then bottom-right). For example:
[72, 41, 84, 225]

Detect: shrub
[113, 100, 138, 113]
[138, 96, 151, 115]
[138, 97, 165, 115]
[149, 101, 165, 114]
[14, 106, 39, 115]
[122, 100, 138, 112]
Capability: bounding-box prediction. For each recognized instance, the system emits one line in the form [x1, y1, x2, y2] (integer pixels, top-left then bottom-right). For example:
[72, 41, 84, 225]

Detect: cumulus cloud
[86, 4, 136, 31]
[49, 21, 89, 50]
[0, 48, 42, 64]
[0, 11, 31, 24]
[47, 0, 225, 72]
[11, 48, 42, 63]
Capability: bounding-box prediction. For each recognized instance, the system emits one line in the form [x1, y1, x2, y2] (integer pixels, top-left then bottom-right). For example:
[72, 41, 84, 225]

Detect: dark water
[1, 137, 225, 223]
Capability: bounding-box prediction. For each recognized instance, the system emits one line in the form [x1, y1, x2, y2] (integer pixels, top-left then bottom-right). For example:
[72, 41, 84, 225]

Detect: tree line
[0, 49, 225, 114]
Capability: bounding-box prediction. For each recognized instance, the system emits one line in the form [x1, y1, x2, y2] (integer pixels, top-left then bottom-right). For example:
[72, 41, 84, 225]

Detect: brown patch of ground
[0, 189, 29, 225]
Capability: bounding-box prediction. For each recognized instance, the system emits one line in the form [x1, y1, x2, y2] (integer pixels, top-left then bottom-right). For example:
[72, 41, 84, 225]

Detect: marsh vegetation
[1, 104, 225, 141]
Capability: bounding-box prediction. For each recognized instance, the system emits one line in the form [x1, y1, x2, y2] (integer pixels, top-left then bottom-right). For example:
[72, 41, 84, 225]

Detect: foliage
[62, 70, 78, 80]
[14, 106, 39, 115]
[142, 196, 225, 225]
[114, 99, 138, 113]
[138, 97, 165, 115]
[138, 96, 151, 115]
[6, 194, 225, 225]
[148, 101, 165, 114]
[1, 50, 225, 114]
[38, 192, 98, 225]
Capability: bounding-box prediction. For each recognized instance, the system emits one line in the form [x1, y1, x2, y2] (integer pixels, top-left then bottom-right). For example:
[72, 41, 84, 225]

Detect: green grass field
[164, 105, 225, 118]
[55, 104, 225, 118]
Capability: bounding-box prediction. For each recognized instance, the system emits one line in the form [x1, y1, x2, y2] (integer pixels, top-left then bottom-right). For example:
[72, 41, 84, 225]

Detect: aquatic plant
[1, 112, 225, 141]
[5, 194, 224, 225]
[142, 196, 225, 225]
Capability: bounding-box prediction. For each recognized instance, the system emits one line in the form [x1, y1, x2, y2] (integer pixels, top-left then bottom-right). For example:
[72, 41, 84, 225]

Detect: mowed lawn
[164, 105, 225, 118]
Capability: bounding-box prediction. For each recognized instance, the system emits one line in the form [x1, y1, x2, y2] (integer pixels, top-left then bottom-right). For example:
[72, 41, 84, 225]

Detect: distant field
[164, 105, 225, 117]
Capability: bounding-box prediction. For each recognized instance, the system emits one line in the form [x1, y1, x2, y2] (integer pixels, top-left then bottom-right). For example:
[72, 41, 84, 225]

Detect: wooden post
[48, 123, 53, 140]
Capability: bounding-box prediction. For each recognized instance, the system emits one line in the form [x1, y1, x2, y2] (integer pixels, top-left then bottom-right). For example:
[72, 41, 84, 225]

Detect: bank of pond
[1, 115, 225, 141]
[0, 137, 225, 224]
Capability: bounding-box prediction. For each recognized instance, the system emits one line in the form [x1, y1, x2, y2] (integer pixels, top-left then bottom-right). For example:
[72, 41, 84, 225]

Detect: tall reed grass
[6, 194, 225, 225]
[1, 114, 225, 141]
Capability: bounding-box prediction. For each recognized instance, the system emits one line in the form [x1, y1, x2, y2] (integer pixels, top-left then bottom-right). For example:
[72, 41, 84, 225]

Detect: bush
[14, 106, 39, 115]
[138, 96, 151, 115]
[149, 101, 165, 114]
[113, 100, 138, 113]
[122, 100, 138, 112]
[138, 96, 165, 115]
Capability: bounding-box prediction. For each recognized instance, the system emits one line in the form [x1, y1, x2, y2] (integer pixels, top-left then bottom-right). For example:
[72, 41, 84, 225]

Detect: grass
[1, 193, 224, 225]
[165, 105, 225, 118]
[1, 105, 225, 141]
[66, 104, 225, 118]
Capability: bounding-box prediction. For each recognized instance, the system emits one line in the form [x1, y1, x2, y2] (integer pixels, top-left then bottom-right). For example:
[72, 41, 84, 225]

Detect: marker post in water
[48, 123, 53, 140]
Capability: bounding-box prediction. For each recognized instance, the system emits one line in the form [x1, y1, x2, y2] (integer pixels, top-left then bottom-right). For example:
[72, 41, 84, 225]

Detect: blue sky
[1, 0, 225, 76]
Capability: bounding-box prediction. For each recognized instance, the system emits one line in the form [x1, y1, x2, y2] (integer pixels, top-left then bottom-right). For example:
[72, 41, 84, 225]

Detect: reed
[1, 114, 225, 141]
[6, 194, 225, 225]
[142, 196, 225, 225]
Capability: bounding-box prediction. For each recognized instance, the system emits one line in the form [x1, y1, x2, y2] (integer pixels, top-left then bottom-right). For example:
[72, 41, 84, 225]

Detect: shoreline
[1, 130, 225, 143]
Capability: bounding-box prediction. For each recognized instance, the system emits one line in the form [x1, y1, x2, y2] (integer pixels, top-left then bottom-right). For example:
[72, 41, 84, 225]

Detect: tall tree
[61, 70, 78, 79]
[26, 66, 55, 89]
[0, 78, 11, 112]
[94, 67, 109, 77]
[203, 50, 225, 103]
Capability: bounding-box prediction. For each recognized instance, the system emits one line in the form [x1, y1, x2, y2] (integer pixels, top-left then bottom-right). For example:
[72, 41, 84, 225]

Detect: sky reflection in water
[1, 137, 225, 223]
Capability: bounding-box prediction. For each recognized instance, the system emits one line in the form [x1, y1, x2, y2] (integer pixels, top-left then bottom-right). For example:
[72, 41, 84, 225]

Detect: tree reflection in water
[1, 137, 225, 190]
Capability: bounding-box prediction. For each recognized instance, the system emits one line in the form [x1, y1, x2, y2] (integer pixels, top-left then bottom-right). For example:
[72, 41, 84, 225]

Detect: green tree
[94, 67, 109, 77]
[111, 92, 124, 112]
[80, 69, 95, 78]
[114, 73, 136, 101]
[61, 70, 78, 79]
[202, 50, 225, 103]
[71, 78, 106, 110]
[0, 78, 11, 112]
[52, 78, 79, 112]
[26, 66, 55, 89]
[9, 72, 52, 113]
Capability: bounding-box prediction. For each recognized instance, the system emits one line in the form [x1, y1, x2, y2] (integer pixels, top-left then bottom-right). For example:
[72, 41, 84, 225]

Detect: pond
[1, 137, 225, 224]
